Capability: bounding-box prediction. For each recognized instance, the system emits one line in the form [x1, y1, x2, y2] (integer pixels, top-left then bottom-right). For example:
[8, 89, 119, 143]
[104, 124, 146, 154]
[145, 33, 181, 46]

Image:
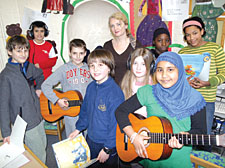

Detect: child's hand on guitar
[34, 63, 40, 68]
[57, 98, 69, 108]
[168, 136, 183, 149]
[35, 89, 42, 98]
[97, 149, 109, 163]
[168, 132, 188, 149]
[69, 129, 80, 139]
[133, 134, 150, 159]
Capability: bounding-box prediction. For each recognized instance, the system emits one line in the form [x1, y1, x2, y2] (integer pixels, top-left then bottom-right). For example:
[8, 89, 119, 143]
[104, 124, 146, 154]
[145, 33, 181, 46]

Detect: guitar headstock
[218, 134, 225, 147]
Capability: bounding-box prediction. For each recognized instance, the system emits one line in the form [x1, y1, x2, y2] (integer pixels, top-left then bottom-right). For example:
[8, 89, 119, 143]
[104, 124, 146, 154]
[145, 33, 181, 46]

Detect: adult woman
[103, 12, 142, 85]
[115, 52, 207, 168]
[178, 16, 225, 135]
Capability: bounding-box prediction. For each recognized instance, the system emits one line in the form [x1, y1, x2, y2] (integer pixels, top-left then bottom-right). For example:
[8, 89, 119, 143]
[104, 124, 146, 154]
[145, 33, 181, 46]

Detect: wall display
[191, 0, 225, 42]
[161, 0, 189, 21]
[136, 0, 169, 46]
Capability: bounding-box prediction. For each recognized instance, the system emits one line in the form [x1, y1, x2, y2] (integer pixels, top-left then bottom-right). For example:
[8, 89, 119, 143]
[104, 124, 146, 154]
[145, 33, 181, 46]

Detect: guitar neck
[148, 133, 218, 146]
[68, 100, 82, 107]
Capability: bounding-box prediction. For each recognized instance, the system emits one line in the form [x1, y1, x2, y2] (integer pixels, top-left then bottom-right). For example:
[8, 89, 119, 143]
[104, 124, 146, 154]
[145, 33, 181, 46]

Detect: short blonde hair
[108, 12, 130, 37]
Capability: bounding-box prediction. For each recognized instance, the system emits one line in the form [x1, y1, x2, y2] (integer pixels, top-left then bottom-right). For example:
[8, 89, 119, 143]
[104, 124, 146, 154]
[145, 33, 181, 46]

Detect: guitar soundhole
[138, 127, 150, 147]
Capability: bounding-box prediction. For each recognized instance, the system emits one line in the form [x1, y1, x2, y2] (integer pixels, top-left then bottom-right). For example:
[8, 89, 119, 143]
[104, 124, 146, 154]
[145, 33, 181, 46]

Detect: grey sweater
[41, 61, 92, 104]
[0, 62, 44, 138]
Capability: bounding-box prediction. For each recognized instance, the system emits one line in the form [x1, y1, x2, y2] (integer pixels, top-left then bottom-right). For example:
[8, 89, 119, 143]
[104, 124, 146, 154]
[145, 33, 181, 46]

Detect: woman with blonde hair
[103, 12, 142, 85]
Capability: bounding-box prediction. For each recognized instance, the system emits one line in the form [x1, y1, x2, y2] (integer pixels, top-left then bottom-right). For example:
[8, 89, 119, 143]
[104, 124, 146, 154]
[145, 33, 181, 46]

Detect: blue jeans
[86, 135, 118, 168]
[206, 102, 215, 134]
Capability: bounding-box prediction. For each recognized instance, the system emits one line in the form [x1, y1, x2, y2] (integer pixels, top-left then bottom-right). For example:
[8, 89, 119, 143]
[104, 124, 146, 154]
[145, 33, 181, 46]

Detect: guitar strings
[147, 133, 216, 145]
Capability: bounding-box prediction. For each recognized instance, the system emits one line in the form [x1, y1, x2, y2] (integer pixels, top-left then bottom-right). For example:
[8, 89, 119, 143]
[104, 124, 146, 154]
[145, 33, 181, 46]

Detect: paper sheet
[3, 153, 30, 168]
[162, 0, 189, 21]
[0, 115, 27, 167]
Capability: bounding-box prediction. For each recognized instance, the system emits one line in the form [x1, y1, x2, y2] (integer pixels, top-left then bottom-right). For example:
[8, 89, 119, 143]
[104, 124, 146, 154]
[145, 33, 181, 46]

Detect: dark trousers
[119, 157, 144, 168]
[86, 135, 119, 168]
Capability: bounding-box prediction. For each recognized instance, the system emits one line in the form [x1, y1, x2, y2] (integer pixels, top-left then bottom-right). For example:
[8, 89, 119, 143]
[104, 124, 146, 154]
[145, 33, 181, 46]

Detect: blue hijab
[152, 52, 206, 120]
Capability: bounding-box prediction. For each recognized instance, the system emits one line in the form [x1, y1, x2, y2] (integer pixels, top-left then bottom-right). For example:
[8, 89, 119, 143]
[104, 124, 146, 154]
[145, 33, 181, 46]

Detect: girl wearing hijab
[115, 52, 207, 168]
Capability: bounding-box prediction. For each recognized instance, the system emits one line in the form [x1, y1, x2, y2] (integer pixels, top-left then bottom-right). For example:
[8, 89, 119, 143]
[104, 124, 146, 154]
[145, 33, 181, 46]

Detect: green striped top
[179, 42, 225, 102]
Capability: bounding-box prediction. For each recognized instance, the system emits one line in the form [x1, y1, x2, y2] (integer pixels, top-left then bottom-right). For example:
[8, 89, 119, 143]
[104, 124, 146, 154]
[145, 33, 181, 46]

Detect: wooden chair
[44, 119, 65, 141]
[191, 155, 223, 168]
[191, 150, 225, 168]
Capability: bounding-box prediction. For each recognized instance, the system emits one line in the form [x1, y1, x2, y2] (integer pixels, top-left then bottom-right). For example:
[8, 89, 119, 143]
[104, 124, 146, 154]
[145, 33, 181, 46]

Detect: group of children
[0, 13, 225, 168]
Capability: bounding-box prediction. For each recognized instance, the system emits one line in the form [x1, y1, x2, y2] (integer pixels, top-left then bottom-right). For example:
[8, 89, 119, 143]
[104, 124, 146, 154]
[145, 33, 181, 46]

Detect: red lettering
[87, 71, 91, 78]
[80, 68, 84, 77]
[83, 69, 87, 78]
[73, 68, 77, 76]
[66, 71, 70, 79]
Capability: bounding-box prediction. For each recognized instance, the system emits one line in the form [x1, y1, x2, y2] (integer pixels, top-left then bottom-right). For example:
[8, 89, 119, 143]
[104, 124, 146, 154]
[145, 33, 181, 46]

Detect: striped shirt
[179, 42, 225, 102]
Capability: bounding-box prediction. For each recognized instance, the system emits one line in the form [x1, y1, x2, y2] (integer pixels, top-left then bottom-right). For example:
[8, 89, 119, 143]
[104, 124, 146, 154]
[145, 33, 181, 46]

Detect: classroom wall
[0, 0, 224, 72]
[0, 0, 129, 72]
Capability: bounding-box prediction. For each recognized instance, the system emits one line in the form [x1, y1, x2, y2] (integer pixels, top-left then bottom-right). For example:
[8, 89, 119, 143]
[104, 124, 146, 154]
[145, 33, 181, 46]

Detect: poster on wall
[22, 7, 49, 31]
[162, 0, 189, 21]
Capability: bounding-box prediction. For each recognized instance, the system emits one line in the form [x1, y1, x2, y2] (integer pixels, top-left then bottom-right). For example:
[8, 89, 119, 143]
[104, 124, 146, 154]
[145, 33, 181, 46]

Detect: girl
[28, 21, 58, 79]
[115, 52, 207, 168]
[179, 16, 225, 135]
[69, 49, 124, 168]
[121, 48, 154, 118]
[103, 12, 142, 85]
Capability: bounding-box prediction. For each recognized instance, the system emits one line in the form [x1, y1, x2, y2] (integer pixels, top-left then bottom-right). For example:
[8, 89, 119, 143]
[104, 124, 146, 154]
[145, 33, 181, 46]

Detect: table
[0, 131, 47, 168]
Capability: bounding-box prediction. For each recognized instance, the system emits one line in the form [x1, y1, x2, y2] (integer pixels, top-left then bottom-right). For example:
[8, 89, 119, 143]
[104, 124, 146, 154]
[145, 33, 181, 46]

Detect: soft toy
[6, 23, 25, 42]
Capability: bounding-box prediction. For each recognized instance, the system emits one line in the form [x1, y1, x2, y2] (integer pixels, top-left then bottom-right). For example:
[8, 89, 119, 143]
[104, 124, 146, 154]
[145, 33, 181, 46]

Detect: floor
[46, 129, 66, 168]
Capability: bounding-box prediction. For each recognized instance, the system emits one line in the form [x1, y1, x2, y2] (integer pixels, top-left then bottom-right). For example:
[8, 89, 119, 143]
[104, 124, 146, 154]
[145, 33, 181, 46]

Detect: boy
[0, 35, 47, 163]
[151, 27, 171, 59]
[41, 39, 92, 137]
[69, 49, 125, 168]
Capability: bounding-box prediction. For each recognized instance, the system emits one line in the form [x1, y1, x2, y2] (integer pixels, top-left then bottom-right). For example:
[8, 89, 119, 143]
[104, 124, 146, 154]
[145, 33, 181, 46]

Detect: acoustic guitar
[116, 114, 225, 162]
[40, 90, 83, 122]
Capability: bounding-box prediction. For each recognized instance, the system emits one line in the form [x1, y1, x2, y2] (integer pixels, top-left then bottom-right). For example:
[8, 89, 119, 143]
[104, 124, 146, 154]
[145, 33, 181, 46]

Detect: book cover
[179, 53, 211, 81]
[52, 134, 90, 168]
